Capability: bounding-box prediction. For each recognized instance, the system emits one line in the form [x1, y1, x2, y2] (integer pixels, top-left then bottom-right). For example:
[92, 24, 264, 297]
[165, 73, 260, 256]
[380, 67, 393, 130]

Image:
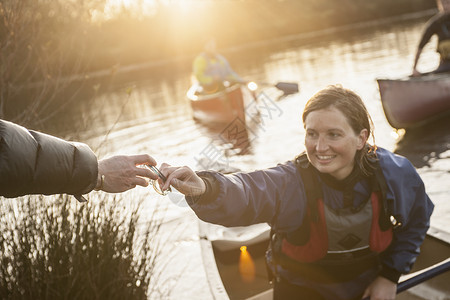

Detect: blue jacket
[189, 148, 434, 287]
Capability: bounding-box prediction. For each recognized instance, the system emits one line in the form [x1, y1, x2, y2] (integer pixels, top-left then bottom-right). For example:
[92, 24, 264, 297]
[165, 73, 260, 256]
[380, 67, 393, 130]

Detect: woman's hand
[159, 163, 206, 197]
[97, 154, 158, 193]
[362, 276, 396, 300]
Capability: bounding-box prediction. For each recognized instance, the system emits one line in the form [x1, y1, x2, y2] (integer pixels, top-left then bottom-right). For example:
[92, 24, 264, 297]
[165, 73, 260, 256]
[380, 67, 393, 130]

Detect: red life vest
[280, 192, 393, 263]
[270, 154, 393, 281]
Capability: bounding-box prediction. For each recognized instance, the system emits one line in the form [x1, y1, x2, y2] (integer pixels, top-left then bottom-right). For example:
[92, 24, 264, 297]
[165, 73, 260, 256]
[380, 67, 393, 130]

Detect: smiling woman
[157, 85, 434, 300]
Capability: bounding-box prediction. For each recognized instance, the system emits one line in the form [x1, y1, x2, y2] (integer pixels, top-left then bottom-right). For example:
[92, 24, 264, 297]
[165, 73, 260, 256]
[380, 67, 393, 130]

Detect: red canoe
[377, 74, 450, 129]
[187, 83, 249, 125]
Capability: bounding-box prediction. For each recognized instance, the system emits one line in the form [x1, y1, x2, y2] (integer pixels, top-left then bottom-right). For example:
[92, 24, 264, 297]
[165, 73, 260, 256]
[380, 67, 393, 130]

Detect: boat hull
[377, 74, 450, 129]
[187, 84, 247, 125]
[200, 222, 450, 300]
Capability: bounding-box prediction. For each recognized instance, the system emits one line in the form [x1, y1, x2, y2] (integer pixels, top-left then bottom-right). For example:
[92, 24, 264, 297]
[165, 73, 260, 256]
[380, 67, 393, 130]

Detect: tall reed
[0, 194, 167, 299]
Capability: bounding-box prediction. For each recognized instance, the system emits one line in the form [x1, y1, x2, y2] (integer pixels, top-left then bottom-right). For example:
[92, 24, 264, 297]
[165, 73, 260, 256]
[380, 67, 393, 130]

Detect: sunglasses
[144, 165, 172, 196]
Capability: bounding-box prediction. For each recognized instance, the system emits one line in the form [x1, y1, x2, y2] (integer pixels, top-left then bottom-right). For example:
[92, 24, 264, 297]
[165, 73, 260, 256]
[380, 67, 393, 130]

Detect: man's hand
[97, 154, 158, 193]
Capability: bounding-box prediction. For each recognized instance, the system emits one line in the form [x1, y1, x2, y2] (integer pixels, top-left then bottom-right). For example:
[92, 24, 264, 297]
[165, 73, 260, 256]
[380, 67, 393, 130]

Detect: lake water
[47, 11, 449, 299]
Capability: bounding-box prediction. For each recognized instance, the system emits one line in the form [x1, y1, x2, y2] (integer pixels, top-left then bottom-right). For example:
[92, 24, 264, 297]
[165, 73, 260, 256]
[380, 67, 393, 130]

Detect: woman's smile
[316, 155, 335, 161]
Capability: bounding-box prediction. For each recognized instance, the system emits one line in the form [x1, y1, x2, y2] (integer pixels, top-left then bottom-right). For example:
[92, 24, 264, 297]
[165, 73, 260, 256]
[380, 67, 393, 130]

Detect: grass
[0, 194, 168, 300]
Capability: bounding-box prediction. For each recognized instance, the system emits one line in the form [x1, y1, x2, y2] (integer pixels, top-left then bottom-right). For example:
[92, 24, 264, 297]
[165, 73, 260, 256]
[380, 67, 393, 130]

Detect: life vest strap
[323, 246, 373, 261]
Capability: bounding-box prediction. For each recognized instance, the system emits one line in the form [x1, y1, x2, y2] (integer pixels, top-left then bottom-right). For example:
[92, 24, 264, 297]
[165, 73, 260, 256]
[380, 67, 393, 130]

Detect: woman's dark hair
[302, 85, 377, 176]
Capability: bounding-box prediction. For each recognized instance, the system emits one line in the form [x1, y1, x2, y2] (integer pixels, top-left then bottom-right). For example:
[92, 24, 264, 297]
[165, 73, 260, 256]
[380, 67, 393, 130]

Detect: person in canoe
[158, 85, 434, 300]
[192, 37, 244, 93]
[412, 0, 450, 76]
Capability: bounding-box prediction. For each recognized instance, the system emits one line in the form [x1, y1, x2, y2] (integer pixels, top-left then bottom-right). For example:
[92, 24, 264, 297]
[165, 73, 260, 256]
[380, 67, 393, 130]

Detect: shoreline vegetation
[0, 0, 436, 128]
[0, 195, 170, 299]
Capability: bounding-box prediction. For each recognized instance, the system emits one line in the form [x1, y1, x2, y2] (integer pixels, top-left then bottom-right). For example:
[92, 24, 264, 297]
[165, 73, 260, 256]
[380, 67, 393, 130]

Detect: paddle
[242, 81, 299, 95]
[274, 82, 299, 95]
[255, 81, 299, 95]
[362, 258, 450, 300]
[397, 258, 450, 293]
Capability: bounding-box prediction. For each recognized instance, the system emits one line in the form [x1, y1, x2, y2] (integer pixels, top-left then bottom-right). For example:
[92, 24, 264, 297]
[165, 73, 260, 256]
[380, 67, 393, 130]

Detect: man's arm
[0, 119, 158, 199]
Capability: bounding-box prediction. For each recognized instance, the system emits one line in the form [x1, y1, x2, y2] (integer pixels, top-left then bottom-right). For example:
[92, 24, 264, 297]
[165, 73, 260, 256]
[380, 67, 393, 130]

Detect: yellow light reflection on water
[239, 246, 255, 283]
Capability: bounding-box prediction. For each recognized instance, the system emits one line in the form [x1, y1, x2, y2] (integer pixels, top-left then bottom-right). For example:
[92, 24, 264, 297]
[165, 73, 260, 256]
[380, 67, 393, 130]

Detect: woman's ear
[357, 129, 369, 150]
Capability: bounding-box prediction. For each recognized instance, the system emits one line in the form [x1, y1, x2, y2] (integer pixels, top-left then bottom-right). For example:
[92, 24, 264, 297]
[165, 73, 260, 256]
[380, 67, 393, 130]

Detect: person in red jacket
[0, 119, 158, 201]
[158, 85, 433, 300]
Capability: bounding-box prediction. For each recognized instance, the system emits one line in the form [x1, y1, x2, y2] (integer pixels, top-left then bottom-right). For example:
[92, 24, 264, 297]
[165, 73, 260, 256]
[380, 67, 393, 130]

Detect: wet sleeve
[188, 163, 307, 230]
[185, 172, 220, 205]
[378, 154, 434, 282]
[418, 13, 444, 49]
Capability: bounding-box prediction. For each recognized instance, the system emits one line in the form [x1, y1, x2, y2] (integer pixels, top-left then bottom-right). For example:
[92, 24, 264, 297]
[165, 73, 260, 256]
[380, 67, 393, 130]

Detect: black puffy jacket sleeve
[0, 119, 98, 199]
